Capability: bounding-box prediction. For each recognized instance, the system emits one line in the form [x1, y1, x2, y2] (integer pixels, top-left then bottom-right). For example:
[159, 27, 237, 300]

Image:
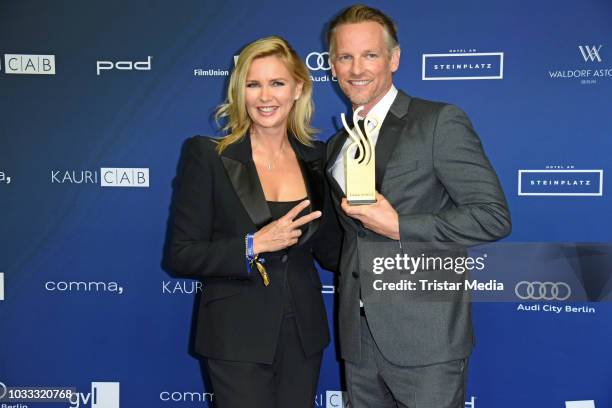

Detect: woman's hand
[253, 200, 321, 254]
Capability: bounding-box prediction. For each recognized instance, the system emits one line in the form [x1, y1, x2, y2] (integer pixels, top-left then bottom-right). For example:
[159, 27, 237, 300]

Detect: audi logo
[514, 281, 571, 301]
[0, 382, 7, 400]
[306, 52, 331, 71]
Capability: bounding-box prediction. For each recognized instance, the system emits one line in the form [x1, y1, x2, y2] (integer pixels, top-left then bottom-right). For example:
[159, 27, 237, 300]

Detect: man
[325, 5, 511, 408]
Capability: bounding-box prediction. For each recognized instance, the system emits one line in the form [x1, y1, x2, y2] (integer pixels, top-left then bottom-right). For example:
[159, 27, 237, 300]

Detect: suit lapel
[374, 91, 412, 190]
[220, 135, 272, 229]
[220, 134, 324, 242]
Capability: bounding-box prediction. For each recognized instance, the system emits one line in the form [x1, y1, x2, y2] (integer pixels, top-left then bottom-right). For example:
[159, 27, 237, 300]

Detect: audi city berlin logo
[306, 52, 331, 71]
[514, 281, 571, 301]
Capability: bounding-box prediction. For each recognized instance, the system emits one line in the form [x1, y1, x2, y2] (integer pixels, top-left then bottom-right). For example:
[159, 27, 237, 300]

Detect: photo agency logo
[50, 168, 149, 188]
[422, 49, 503, 80]
[517, 166, 603, 196]
[3, 54, 56, 74]
[548, 44, 611, 85]
[69, 382, 120, 408]
[96, 56, 152, 76]
[306, 51, 336, 83]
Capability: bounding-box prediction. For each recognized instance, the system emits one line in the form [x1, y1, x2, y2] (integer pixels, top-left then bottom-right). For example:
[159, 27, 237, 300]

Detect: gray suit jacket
[326, 90, 511, 366]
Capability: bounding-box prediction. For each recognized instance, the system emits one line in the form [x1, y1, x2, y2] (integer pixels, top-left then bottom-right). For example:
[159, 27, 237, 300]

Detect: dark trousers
[345, 316, 468, 408]
[206, 316, 322, 408]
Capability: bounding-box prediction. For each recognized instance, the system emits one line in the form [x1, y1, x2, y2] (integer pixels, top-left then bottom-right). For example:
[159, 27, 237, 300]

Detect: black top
[266, 198, 308, 319]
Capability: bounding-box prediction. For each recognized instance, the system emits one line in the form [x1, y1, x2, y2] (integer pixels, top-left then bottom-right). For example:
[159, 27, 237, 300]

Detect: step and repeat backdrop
[1, 0, 611, 407]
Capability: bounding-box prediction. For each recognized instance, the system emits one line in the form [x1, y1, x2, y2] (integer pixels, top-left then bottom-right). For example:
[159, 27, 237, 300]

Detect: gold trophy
[341, 106, 380, 205]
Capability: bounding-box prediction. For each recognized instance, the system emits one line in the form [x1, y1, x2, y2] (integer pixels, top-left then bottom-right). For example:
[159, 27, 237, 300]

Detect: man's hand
[341, 192, 400, 240]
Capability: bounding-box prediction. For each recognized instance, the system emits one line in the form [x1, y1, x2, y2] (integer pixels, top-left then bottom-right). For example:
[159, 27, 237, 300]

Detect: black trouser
[206, 316, 322, 408]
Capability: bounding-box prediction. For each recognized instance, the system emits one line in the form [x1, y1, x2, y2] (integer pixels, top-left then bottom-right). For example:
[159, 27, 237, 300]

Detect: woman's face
[244, 55, 303, 134]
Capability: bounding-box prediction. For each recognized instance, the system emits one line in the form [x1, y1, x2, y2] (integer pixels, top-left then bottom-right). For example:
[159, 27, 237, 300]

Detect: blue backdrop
[1, 1, 611, 407]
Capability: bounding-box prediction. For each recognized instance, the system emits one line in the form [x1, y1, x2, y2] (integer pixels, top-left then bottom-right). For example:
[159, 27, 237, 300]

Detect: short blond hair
[215, 36, 315, 154]
[327, 4, 400, 59]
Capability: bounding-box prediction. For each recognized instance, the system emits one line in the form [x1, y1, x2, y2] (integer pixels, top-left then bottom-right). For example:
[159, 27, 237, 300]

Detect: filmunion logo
[193, 55, 236, 78]
[3, 54, 56, 74]
[518, 168, 603, 196]
[0, 272, 4, 301]
[51, 168, 149, 187]
[422, 49, 503, 80]
[69, 382, 120, 408]
[566, 401, 596, 408]
[96, 56, 152, 76]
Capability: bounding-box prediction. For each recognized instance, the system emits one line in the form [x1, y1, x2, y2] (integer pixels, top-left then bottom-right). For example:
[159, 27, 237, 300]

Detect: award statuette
[341, 106, 380, 205]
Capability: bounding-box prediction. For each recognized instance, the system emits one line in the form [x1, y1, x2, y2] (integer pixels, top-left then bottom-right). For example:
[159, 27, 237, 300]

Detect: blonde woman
[166, 36, 342, 407]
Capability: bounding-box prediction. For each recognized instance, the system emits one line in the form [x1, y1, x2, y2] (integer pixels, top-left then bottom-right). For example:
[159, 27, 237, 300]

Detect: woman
[166, 36, 342, 407]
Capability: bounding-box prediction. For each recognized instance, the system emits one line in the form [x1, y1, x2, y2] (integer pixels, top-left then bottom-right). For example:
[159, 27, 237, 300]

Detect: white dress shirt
[331, 85, 398, 193]
[330, 85, 398, 307]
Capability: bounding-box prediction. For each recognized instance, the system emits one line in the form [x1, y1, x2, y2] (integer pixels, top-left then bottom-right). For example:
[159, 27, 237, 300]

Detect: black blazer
[166, 134, 342, 364]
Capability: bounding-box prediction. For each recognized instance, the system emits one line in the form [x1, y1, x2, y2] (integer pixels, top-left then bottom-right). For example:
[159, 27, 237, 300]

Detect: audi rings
[514, 281, 571, 301]
[306, 52, 331, 71]
[0, 382, 7, 400]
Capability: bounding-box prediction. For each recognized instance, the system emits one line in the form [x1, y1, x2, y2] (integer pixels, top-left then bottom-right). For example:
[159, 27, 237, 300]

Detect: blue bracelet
[245, 233, 255, 274]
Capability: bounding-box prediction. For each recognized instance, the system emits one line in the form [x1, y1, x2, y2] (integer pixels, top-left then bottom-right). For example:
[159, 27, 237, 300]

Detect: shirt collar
[355, 84, 398, 125]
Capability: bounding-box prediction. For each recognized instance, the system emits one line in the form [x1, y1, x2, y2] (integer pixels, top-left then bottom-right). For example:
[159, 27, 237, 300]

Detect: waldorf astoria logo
[548, 44, 611, 85]
[422, 49, 503, 80]
[518, 166, 603, 196]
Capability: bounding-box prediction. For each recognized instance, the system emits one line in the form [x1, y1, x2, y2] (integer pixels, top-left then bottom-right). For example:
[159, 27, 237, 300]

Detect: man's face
[331, 21, 400, 115]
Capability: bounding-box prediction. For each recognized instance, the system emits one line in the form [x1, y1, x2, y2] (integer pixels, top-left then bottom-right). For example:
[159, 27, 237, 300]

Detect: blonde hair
[327, 4, 400, 60]
[215, 36, 315, 154]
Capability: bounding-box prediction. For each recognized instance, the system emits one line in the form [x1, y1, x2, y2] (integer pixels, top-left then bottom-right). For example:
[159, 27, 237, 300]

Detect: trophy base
[347, 198, 376, 206]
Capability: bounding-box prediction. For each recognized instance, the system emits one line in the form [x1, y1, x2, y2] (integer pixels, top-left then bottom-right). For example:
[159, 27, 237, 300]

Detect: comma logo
[45, 280, 124, 295]
[579, 45, 602, 62]
[4, 54, 56, 74]
[0, 170, 11, 184]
